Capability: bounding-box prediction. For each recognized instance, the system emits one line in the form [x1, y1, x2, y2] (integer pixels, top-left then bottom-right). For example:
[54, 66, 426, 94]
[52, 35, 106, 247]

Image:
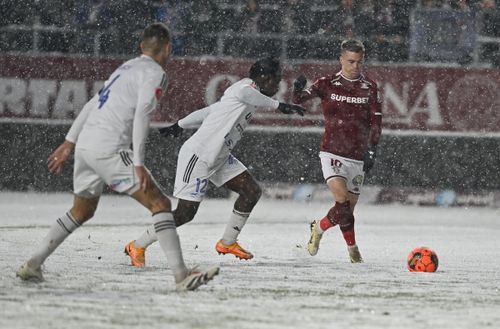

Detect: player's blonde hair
[341, 39, 365, 55]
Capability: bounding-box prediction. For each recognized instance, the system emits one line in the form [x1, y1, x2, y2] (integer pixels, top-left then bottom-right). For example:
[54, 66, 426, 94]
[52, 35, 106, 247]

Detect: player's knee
[243, 183, 262, 205]
[150, 196, 172, 214]
[334, 192, 349, 203]
[250, 184, 262, 203]
[173, 207, 196, 227]
[174, 214, 194, 227]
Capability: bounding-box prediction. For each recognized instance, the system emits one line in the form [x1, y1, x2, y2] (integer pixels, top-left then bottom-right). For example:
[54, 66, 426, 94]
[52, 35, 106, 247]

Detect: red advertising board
[1, 55, 499, 132]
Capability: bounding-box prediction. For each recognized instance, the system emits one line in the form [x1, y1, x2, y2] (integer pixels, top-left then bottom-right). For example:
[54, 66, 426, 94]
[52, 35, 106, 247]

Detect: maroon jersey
[293, 72, 382, 160]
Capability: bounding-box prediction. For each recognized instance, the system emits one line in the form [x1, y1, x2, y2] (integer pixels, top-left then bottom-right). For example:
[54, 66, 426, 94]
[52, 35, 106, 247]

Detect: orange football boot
[215, 240, 254, 260]
[124, 241, 145, 267]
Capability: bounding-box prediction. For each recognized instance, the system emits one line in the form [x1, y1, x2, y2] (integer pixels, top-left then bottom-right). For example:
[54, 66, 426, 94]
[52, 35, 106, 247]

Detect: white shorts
[173, 146, 247, 202]
[319, 151, 365, 195]
[73, 148, 142, 198]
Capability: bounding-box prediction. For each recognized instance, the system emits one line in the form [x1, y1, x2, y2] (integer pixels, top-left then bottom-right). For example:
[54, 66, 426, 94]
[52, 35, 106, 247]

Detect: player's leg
[314, 153, 364, 262]
[213, 157, 258, 260]
[131, 184, 218, 290]
[307, 177, 348, 256]
[174, 199, 201, 227]
[112, 152, 190, 278]
[308, 153, 343, 255]
[17, 196, 100, 281]
[126, 198, 200, 267]
[308, 152, 362, 258]
[344, 193, 363, 263]
[126, 150, 218, 289]
[131, 183, 188, 280]
[125, 146, 206, 266]
[17, 149, 103, 281]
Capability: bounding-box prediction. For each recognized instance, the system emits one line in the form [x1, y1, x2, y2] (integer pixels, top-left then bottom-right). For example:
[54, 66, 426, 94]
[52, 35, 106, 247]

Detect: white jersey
[179, 78, 279, 166]
[66, 55, 167, 166]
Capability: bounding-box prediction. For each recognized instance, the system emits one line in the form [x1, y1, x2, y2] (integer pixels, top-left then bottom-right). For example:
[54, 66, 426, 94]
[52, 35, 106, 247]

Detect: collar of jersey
[140, 54, 163, 69]
[337, 71, 363, 82]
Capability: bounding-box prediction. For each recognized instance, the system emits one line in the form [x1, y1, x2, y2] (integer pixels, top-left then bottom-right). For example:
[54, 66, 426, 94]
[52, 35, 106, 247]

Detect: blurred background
[1, 0, 499, 65]
[1, 0, 499, 207]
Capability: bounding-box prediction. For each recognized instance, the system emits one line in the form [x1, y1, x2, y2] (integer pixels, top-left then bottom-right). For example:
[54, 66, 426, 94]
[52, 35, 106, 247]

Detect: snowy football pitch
[1, 192, 499, 329]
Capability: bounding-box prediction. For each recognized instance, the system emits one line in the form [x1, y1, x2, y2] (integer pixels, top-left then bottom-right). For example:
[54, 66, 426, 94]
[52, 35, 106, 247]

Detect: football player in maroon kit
[292, 39, 382, 263]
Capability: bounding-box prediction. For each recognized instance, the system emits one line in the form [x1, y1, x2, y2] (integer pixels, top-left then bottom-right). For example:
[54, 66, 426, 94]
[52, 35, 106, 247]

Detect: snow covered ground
[1, 192, 499, 329]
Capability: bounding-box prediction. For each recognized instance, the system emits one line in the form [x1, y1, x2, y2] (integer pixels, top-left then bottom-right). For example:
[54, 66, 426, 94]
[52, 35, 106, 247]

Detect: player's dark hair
[141, 23, 171, 55]
[249, 57, 281, 79]
[340, 39, 365, 54]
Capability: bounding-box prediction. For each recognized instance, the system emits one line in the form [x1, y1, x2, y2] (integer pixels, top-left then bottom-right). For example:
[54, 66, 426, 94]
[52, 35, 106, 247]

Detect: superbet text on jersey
[293, 72, 382, 160]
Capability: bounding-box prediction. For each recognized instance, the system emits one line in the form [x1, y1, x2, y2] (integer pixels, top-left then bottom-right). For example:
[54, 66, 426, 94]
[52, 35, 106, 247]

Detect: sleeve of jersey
[132, 71, 165, 166]
[65, 93, 99, 143]
[368, 87, 383, 146]
[235, 83, 279, 109]
[178, 106, 211, 129]
[292, 79, 321, 103]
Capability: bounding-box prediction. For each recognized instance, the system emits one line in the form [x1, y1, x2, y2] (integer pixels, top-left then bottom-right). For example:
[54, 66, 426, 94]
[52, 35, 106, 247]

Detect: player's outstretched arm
[277, 103, 306, 116]
[159, 106, 211, 137]
[292, 75, 321, 104]
[47, 140, 74, 174]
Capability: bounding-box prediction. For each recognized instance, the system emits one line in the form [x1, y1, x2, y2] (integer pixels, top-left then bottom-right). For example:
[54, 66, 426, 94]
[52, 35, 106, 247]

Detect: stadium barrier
[0, 122, 498, 207]
[1, 56, 498, 206]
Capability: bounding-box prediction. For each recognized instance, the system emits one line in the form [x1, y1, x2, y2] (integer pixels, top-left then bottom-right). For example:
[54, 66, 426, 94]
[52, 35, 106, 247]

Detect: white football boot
[307, 220, 323, 256]
[16, 262, 44, 282]
[348, 244, 364, 263]
[176, 266, 220, 292]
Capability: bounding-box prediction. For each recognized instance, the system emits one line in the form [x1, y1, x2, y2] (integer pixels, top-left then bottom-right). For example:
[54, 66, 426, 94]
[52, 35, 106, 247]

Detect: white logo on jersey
[330, 93, 369, 104]
[333, 81, 342, 86]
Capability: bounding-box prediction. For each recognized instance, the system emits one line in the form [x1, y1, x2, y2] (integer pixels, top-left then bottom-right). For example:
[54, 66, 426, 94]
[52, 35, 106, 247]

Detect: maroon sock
[341, 228, 356, 246]
[319, 216, 334, 231]
[328, 201, 356, 246]
[320, 201, 351, 232]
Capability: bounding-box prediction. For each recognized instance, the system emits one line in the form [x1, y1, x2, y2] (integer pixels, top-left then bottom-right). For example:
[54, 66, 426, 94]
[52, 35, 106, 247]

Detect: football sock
[134, 224, 157, 248]
[319, 201, 356, 245]
[318, 200, 351, 233]
[341, 228, 356, 246]
[318, 216, 334, 232]
[28, 211, 81, 269]
[221, 208, 250, 245]
[333, 201, 356, 246]
[153, 212, 188, 283]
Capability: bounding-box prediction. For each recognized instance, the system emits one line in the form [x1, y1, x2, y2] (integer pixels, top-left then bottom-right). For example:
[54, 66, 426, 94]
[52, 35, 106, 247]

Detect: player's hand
[363, 145, 377, 173]
[135, 166, 152, 192]
[278, 103, 306, 116]
[293, 75, 307, 92]
[47, 140, 74, 174]
[158, 122, 183, 138]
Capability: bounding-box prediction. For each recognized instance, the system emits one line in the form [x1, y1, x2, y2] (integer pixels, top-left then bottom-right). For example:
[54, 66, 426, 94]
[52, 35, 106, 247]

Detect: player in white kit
[16, 23, 219, 291]
[124, 58, 305, 265]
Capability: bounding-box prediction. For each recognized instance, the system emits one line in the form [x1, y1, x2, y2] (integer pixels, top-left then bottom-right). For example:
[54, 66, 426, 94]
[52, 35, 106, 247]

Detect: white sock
[134, 224, 157, 248]
[28, 212, 80, 268]
[221, 209, 250, 245]
[153, 212, 188, 283]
